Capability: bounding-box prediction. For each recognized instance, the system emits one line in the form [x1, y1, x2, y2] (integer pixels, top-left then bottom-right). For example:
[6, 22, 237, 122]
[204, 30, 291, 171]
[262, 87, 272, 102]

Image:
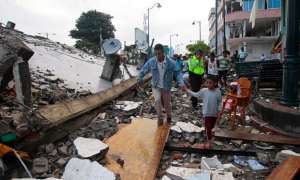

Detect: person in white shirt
[207, 52, 218, 79]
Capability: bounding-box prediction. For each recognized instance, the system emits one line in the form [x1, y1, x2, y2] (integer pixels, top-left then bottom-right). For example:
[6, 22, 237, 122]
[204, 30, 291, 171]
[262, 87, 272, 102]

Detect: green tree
[186, 41, 210, 55]
[70, 10, 116, 54]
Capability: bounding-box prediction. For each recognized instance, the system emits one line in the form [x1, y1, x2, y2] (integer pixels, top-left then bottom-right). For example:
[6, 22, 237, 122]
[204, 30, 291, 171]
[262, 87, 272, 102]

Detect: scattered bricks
[56, 158, 67, 168]
[57, 144, 69, 155]
[32, 157, 49, 175]
[257, 152, 271, 165]
[45, 143, 55, 154]
[89, 120, 110, 131]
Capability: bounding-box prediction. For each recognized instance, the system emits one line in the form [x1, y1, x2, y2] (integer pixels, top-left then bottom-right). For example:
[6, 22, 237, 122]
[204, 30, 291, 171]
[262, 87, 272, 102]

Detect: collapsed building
[209, 0, 281, 60]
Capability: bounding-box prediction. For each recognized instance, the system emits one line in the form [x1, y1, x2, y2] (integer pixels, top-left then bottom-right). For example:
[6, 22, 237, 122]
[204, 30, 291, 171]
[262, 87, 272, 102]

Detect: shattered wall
[0, 29, 34, 106]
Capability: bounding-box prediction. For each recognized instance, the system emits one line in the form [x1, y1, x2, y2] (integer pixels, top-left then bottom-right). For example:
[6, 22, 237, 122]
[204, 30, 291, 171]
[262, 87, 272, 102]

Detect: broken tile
[166, 166, 201, 179]
[73, 137, 108, 158]
[173, 122, 204, 133]
[201, 156, 223, 171]
[115, 101, 142, 111]
[212, 171, 235, 180]
[62, 158, 116, 180]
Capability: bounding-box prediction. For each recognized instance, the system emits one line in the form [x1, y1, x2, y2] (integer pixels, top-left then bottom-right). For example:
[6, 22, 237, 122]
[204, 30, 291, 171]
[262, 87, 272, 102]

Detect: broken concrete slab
[13, 57, 32, 107]
[275, 150, 300, 162]
[115, 101, 143, 111]
[201, 156, 223, 171]
[0, 30, 34, 91]
[62, 158, 116, 180]
[186, 171, 210, 180]
[73, 137, 108, 158]
[165, 166, 201, 179]
[170, 125, 182, 133]
[212, 172, 235, 180]
[172, 122, 204, 133]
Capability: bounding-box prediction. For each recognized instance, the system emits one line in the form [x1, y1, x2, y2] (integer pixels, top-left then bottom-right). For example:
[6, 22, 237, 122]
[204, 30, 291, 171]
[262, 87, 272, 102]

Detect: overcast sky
[0, 0, 214, 52]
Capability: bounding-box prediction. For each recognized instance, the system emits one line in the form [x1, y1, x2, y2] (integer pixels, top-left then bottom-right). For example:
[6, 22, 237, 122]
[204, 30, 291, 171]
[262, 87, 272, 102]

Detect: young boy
[187, 76, 222, 149]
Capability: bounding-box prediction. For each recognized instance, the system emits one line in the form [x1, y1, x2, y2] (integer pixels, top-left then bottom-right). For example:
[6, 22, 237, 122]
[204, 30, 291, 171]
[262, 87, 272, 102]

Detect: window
[258, 0, 266, 9]
[243, 0, 254, 12]
[268, 0, 281, 9]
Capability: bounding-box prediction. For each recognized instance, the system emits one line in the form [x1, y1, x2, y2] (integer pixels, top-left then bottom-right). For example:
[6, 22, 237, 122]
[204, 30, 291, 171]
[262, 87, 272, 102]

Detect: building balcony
[228, 36, 277, 44]
[225, 9, 280, 23]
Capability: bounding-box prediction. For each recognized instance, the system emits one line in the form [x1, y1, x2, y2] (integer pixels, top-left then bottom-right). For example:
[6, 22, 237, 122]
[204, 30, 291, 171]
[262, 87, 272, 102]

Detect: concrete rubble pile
[0, 27, 126, 179]
[0, 28, 95, 137]
[156, 87, 300, 180]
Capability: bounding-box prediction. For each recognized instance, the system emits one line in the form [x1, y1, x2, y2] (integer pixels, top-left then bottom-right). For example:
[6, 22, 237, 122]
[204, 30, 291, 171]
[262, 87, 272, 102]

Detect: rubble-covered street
[1, 0, 300, 179]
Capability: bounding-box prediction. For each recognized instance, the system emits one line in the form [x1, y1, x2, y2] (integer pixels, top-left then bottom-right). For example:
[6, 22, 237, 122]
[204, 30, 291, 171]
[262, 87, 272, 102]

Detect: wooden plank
[165, 144, 257, 156]
[105, 118, 170, 180]
[38, 75, 151, 127]
[214, 129, 300, 145]
[266, 157, 300, 180]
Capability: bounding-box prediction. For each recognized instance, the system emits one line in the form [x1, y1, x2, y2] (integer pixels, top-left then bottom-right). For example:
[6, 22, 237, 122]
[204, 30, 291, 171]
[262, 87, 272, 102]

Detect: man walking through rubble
[138, 44, 187, 126]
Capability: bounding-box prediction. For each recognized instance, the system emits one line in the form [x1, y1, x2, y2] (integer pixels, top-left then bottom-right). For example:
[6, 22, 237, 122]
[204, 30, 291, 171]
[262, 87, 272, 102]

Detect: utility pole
[99, 26, 103, 56]
[146, 2, 162, 56]
[215, 0, 218, 55]
[281, 0, 300, 106]
[147, 8, 150, 48]
[169, 34, 178, 56]
[192, 21, 202, 41]
[223, 0, 227, 51]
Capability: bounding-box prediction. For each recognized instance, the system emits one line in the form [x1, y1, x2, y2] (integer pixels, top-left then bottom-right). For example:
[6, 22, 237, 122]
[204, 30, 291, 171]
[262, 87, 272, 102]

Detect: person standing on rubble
[207, 52, 218, 81]
[188, 49, 205, 109]
[217, 50, 231, 88]
[187, 75, 222, 149]
[138, 44, 187, 126]
[238, 47, 248, 62]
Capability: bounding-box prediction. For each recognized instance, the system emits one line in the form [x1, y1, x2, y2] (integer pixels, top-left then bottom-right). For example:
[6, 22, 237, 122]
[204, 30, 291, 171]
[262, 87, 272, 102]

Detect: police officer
[188, 49, 205, 109]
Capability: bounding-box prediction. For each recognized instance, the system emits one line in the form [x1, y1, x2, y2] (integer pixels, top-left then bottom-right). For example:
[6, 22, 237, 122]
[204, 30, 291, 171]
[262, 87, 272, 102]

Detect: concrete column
[13, 57, 32, 108]
[281, 0, 300, 106]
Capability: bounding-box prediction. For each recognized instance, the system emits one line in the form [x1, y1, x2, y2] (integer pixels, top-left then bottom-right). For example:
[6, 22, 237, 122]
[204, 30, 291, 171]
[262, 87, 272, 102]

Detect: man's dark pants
[189, 71, 203, 108]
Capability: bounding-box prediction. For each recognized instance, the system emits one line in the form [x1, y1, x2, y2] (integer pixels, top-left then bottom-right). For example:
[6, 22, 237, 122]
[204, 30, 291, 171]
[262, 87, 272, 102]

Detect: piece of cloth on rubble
[138, 56, 184, 91]
[187, 88, 222, 117]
